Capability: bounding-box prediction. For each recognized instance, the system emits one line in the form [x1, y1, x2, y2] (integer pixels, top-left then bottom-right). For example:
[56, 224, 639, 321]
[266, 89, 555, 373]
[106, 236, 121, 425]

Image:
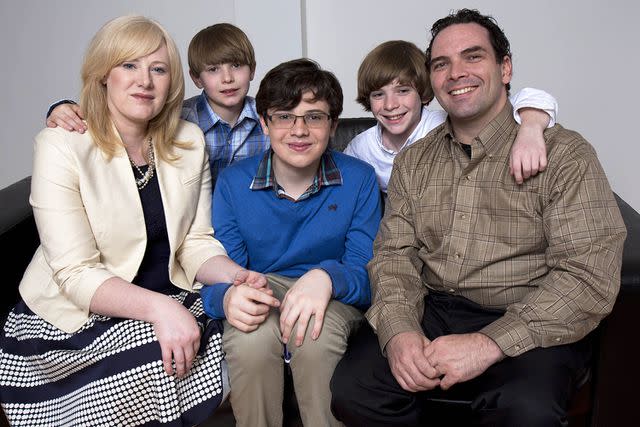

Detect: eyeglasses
[266, 112, 332, 129]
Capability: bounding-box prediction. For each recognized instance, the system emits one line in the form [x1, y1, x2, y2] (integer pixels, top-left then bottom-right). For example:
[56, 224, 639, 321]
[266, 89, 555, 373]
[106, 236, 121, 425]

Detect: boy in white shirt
[344, 40, 557, 191]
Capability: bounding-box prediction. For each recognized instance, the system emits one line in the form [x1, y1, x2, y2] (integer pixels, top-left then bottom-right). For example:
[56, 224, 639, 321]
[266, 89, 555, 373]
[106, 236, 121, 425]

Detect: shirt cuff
[479, 312, 536, 357]
[510, 87, 557, 127]
[200, 283, 232, 320]
[366, 303, 423, 354]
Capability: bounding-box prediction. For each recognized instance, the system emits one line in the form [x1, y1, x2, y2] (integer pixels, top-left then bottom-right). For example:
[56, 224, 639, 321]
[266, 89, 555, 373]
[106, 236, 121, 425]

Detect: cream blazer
[19, 121, 227, 333]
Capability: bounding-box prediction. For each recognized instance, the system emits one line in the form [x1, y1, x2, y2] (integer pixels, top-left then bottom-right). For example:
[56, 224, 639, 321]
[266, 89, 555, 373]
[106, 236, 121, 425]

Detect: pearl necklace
[128, 137, 155, 190]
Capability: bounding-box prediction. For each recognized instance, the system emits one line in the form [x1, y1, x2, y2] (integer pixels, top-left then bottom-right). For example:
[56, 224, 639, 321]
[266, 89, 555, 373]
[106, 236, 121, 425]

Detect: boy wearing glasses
[200, 58, 381, 427]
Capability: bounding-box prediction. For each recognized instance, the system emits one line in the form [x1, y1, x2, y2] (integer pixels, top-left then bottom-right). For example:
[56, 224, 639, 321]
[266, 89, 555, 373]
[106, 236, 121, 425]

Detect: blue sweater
[201, 150, 382, 319]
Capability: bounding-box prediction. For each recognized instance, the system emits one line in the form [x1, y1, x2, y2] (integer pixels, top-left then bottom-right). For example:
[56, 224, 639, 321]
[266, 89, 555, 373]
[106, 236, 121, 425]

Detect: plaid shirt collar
[443, 101, 516, 158]
[196, 92, 260, 134]
[250, 149, 343, 201]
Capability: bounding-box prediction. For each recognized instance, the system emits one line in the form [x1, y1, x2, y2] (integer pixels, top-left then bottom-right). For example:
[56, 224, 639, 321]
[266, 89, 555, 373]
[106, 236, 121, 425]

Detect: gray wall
[2, 0, 638, 211]
[0, 0, 302, 189]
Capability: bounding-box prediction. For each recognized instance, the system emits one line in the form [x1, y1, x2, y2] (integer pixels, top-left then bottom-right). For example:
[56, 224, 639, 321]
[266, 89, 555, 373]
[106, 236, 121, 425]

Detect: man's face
[259, 90, 336, 177]
[428, 23, 512, 128]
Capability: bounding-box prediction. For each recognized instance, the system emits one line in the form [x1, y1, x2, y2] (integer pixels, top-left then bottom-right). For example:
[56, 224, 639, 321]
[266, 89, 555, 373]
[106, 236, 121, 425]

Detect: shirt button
[515, 345, 521, 350]
[461, 214, 467, 219]
[555, 337, 561, 342]
[466, 175, 472, 181]
[454, 252, 460, 259]
[448, 288, 455, 293]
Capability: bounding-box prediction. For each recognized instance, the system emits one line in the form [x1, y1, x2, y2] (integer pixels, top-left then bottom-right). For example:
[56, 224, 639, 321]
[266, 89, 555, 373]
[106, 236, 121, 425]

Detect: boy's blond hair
[356, 40, 433, 111]
[188, 23, 256, 76]
[80, 15, 185, 161]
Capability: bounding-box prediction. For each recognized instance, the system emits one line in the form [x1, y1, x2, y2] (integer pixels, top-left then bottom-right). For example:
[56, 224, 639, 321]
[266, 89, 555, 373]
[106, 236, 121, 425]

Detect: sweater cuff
[46, 99, 76, 119]
[316, 260, 347, 300]
[200, 283, 232, 320]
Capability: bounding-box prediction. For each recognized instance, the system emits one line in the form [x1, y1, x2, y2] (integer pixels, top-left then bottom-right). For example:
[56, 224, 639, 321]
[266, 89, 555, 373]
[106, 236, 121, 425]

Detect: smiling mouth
[287, 143, 312, 152]
[383, 112, 406, 122]
[132, 94, 154, 101]
[220, 89, 238, 95]
[449, 87, 476, 96]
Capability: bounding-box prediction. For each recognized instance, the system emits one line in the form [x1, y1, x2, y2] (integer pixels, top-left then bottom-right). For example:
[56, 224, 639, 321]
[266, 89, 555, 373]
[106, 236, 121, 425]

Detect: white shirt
[344, 88, 558, 192]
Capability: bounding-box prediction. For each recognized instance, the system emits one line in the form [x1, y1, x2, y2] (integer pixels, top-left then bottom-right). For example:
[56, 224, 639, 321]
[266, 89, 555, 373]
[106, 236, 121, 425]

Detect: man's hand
[46, 102, 87, 133]
[386, 331, 440, 392]
[223, 283, 280, 332]
[510, 107, 549, 184]
[424, 332, 504, 390]
[279, 269, 332, 347]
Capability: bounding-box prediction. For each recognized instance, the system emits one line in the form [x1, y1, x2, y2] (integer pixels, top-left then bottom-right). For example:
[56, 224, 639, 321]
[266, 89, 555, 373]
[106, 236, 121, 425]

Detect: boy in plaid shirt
[47, 23, 268, 189]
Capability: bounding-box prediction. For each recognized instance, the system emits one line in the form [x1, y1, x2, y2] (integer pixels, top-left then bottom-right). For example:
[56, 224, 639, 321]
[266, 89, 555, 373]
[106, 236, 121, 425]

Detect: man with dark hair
[331, 9, 626, 427]
[201, 58, 381, 427]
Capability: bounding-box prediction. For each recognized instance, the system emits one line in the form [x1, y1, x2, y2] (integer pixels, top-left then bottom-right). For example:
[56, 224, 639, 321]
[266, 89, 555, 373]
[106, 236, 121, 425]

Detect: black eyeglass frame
[265, 112, 333, 129]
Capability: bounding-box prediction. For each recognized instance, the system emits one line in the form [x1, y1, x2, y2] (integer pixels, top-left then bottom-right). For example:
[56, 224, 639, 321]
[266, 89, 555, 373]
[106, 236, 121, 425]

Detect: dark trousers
[330, 291, 592, 427]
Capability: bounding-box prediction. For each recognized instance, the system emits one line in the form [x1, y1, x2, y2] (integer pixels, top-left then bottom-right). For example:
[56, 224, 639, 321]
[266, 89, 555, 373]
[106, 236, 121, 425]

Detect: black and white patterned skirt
[0, 291, 226, 426]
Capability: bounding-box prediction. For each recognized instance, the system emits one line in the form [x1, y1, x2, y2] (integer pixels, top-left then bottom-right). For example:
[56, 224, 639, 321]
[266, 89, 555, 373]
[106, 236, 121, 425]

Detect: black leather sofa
[1, 117, 639, 427]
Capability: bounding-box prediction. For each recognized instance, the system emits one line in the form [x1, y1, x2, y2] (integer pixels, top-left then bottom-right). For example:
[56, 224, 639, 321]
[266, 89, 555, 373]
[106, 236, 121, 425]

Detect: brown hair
[188, 23, 256, 76]
[356, 40, 433, 111]
[255, 58, 343, 120]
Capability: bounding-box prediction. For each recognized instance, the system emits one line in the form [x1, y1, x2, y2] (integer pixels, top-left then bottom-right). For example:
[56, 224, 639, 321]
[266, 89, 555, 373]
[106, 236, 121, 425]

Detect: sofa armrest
[590, 193, 640, 426]
[0, 177, 39, 319]
[615, 193, 640, 291]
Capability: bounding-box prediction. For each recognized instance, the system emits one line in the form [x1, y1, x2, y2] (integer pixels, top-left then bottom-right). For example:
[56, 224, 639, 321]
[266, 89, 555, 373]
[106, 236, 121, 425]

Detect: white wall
[1, 0, 638, 211]
[306, 0, 640, 211]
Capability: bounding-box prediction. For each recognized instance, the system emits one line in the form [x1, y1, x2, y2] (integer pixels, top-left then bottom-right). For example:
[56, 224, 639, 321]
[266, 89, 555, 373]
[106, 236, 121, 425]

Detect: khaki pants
[223, 274, 363, 427]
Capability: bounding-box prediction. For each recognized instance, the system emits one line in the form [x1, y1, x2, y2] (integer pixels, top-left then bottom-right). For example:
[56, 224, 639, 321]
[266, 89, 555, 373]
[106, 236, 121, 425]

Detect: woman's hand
[150, 296, 202, 378]
[233, 269, 268, 290]
[90, 278, 202, 378]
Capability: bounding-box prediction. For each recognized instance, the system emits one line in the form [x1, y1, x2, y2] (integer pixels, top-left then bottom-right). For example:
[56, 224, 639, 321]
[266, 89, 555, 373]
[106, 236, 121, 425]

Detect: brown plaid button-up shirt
[366, 102, 626, 357]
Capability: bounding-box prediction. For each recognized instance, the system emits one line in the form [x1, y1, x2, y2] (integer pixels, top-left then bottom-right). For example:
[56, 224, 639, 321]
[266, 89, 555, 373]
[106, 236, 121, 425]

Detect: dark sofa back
[331, 117, 376, 152]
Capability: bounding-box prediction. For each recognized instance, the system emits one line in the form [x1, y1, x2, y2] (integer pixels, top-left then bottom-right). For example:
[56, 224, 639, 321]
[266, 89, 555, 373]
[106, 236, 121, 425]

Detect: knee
[330, 353, 357, 394]
[476, 388, 567, 427]
[291, 324, 348, 369]
[331, 345, 377, 423]
[223, 320, 281, 370]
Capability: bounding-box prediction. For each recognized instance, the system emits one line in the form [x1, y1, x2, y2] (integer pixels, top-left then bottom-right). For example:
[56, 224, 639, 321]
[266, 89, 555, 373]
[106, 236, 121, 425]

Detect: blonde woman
[0, 16, 267, 426]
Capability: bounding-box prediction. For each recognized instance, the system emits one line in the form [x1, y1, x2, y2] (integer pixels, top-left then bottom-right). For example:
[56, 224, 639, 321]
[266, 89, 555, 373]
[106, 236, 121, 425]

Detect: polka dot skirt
[0, 291, 225, 426]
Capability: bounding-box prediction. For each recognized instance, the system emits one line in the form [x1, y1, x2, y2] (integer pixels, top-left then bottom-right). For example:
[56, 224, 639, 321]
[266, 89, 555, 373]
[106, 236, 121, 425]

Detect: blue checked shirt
[182, 93, 269, 188]
[250, 150, 343, 201]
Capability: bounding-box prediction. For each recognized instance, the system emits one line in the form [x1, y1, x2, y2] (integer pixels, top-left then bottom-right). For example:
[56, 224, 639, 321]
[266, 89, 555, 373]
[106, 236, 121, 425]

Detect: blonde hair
[80, 15, 186, 161]
[356, 40, 433, 111]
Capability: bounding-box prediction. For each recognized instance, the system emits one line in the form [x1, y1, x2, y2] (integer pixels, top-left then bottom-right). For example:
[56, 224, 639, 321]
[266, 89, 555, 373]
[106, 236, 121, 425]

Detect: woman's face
[104, 44, 171, 132]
